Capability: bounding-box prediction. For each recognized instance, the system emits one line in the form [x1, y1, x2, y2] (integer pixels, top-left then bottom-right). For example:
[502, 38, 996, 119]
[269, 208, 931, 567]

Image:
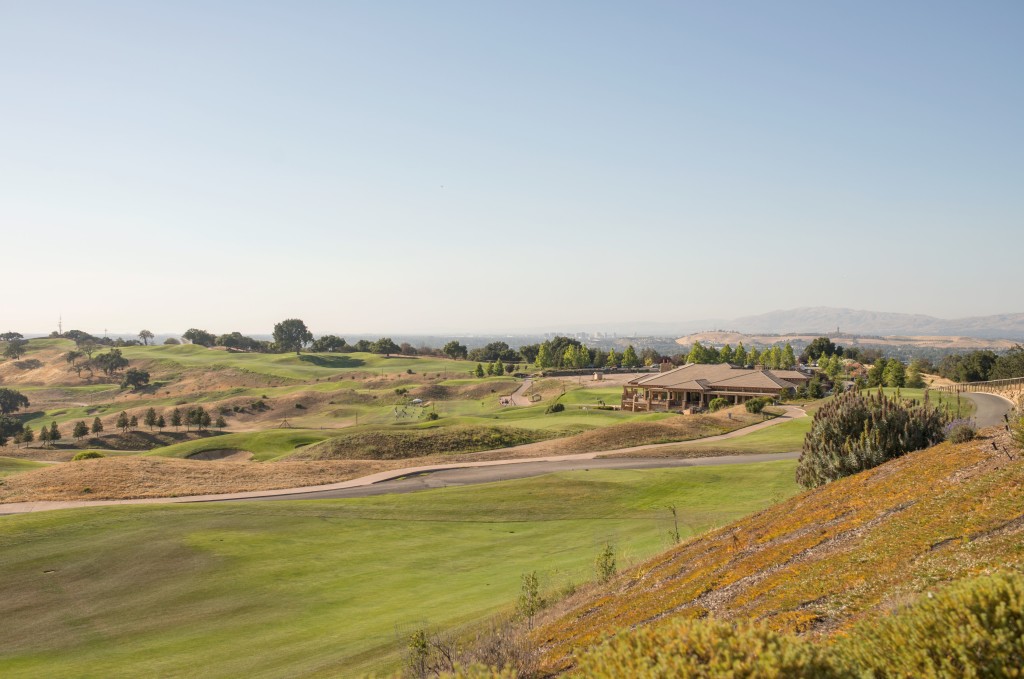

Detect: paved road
[221, 452, 801, 502]
[962, 392, 1015, 428]
[0, 407, 807, 515]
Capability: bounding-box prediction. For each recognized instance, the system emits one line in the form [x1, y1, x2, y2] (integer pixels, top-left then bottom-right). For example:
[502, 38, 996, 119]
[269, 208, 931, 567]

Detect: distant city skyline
[3, 2, 1022, 333]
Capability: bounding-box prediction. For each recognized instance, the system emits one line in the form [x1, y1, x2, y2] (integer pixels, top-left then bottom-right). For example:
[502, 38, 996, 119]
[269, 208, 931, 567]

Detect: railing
[933, 376, 1024, 394]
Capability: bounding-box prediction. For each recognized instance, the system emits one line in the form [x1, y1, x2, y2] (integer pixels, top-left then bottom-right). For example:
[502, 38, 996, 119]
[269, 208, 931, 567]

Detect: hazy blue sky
[2, 1, 1022, 335]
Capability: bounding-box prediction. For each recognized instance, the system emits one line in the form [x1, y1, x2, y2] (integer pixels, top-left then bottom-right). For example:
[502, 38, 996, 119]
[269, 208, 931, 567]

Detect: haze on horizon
[2, 2, 1022, 336]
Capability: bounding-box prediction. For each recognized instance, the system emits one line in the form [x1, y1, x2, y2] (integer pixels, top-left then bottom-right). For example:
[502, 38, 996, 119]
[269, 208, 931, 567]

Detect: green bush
[745, 397, 772, 414]
[545, 403, 565, 414]
[708, 397, 729, 412]
[575, 618, 834, 678]
[72, 451, 104, 461]
[796, 389, 947, 488]
[834, 572, 1024, 677]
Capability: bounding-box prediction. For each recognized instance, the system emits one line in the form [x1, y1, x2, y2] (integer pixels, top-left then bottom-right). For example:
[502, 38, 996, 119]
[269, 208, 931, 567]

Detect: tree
[164, 337, 181, 345]
[73, 420, 89, 441]
[0, 388, 30, 415]
[215, 415, 227, 429]
[734, 342, 748, 367]
[719, 344, 734, 364]
[606, 348, 617, 367]
[91, 416, 104, 434]
[748, 347, 761, 366]
[474, 363, 485, 378]
[170, 408, 182, 430]
[121, 368, 150, 391]
[782, 344, 797, 370]
[493, 358, 505, 376]
[156, 415, 166, 431]
[21, 424, 34, 445]
[116, 411, 130, 433]
[535, 343, 554, 369]
[144, 407, 158, 431]
[519, 344, 540, 364]
[801, 337, 842, 363]
[273, 319, 313, 354]
[622, 345, 640, 368]
[442, 340, 468, 361]
[562, 345, 578, 368]
[310, 335, 348, 353]
[867, 360, 886, 387]
[217, 331, 267, 352]
[138, 329, 154, 345]
[485, 362, 495, 376]
[883, 358, 907, 388]
[371, 337, 400, 357]
[39, 425, 51, 447]
[2, 338, 28, 360]
[0, 415, 23, 448]
[129, 415, 138, 431]
[906, 359, 927, 388]
[182, 328, 216, 347]
[93, 349, 129, 376]
[48, 421, 61, 445]
[992, 345, 1024, 380]
[0, 332, 23, 342]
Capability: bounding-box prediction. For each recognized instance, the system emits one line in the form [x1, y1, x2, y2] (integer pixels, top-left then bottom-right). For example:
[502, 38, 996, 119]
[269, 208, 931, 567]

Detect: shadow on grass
[298, 355, 365, 369]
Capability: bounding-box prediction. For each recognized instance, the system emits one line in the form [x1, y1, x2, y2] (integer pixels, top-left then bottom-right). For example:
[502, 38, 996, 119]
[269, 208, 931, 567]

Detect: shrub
[545, 403, 565, 414]
[834, 572, 1024, 677]
[72, 451, 104, 461]
[795, 389, 947, 488]
[745, 397, 772, 414]
[1010, 413, 1024, 452]
[575, 618, 834, 678]
[708, 397, 729, 412]
[596, 543, 616, 582]
[945, 418, 977, 444]
[426, 412, 440, 421]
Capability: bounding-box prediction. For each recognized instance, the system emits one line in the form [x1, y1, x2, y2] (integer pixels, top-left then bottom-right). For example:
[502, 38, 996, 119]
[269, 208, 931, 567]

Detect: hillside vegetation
[532, 428, 1024, 673]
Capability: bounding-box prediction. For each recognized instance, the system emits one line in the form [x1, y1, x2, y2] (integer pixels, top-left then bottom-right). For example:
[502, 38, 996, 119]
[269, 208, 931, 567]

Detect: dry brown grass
[0, 456, 392, 502]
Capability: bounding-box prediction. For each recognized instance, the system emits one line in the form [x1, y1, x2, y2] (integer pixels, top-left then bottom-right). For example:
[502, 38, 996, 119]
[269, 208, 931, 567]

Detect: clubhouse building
[621, 362, 810, 412]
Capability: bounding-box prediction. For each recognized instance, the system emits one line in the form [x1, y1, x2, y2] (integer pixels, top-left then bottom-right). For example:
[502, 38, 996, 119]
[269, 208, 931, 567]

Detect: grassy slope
[0, 461, 798, 678]
[0, 457, 48, 478]
[533, 432, 1024, 673]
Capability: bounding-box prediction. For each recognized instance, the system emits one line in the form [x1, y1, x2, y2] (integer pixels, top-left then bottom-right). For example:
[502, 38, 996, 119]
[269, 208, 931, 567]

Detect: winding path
[962, 392, 1015, 428]
[0, 407, 807, 515]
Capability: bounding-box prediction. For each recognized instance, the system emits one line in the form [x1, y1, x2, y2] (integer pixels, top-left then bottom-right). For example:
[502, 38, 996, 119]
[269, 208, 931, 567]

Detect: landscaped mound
[0, 456, 392, 502]
[531, 428, 1023, 673]
[290, 426, 554, 461]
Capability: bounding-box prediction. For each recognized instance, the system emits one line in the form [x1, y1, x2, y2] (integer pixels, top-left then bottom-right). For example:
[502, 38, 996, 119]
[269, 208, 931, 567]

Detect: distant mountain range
[561, 307, 1024, 341]
[724, 307, 1024, 340]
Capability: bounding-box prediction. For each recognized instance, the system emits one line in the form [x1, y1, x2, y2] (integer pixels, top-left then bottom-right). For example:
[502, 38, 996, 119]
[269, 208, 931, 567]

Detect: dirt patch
[0, 456, 394, 502]
[186, 449, 254, 462]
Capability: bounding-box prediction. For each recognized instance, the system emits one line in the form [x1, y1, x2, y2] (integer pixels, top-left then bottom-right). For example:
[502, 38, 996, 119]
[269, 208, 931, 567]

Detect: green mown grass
[0, 460, 798, 678]
[146, 429, 336, 462]
[0, 457, 48, 478]
[118, 345, 474, 381]
[677, 416, 812, 454]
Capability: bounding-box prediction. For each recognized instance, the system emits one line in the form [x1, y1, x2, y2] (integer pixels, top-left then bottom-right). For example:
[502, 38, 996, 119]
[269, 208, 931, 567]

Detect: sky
[2, 1, 1022, 336]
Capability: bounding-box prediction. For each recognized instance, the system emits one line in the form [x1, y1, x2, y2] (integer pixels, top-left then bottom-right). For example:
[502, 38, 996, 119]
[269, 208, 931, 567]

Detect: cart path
[0, 407, 806, 515]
